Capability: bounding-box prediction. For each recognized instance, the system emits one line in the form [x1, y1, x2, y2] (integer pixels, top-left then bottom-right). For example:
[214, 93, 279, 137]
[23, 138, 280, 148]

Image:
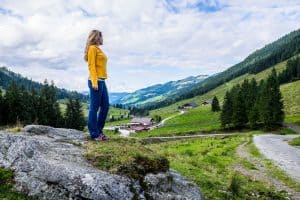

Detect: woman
[84, 29, 109, 141]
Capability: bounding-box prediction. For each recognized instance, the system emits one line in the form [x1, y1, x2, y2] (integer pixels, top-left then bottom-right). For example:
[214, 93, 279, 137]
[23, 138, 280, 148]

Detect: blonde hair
[84, 29, 102, 62]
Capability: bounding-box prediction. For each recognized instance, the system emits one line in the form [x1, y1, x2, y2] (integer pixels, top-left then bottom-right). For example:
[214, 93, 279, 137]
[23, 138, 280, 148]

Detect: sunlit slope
[150, 54, 300, 118]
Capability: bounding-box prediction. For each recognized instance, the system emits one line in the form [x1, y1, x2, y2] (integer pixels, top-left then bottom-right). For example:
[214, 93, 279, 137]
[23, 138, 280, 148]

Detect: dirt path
[149, 110, 185, 129]
[254, 134, 300, 182]
[235, 140, 300, 199]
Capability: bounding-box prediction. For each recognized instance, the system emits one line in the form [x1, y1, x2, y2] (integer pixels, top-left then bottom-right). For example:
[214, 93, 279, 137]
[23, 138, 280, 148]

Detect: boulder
[0, 125, 203, 200]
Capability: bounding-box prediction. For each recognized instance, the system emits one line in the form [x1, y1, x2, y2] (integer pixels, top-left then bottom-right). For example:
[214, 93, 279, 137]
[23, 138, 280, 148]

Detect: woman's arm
[88, 46, 98, 90]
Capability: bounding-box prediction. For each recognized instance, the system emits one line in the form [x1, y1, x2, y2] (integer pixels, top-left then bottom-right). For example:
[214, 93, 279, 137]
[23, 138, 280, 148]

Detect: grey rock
[0, 125, 203, 200]
[144, 170, 203, 200]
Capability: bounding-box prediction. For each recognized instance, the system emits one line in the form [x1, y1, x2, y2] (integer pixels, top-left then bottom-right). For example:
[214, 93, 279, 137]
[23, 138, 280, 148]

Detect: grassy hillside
[150, 54, 300, 120]
[136, 105, 221, 138]
[281, 80, 300, 117]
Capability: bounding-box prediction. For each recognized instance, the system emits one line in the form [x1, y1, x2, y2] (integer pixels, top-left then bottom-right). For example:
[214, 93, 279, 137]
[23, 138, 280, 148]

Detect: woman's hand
[92, 85, 98, 91]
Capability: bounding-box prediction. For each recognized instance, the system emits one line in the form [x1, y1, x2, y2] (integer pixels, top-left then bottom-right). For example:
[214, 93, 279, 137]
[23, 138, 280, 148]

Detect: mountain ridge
[112, 74, 209, 106]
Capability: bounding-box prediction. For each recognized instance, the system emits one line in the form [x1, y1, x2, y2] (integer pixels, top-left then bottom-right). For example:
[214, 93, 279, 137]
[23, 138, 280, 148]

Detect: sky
[0, 0, 300, 93]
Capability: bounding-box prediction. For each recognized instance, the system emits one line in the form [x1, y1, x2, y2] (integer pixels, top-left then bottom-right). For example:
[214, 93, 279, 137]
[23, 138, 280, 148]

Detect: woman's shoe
[99, 134, 109, 141]
[92, 134, 108, 141]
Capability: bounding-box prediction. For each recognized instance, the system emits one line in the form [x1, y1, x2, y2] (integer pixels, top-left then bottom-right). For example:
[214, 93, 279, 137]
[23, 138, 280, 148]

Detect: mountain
[109, 92, 131, 104]
[114, 74, 209, 107]
[145, 28, 300, 110]
[79, 91, 130, 104]
[0, 67, 88, 101]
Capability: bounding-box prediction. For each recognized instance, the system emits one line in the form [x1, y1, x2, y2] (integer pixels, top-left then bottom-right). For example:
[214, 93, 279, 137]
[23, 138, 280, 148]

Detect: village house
[180, 102, 199, 109]
[127, 117, 154, 132]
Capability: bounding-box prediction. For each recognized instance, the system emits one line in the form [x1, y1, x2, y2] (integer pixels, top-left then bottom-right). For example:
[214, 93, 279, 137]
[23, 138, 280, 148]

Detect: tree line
[278, 56, 300, 84]
[0, 67, 88, 101]
[0, 79, 86, 131]
[220, 68, 284, 130]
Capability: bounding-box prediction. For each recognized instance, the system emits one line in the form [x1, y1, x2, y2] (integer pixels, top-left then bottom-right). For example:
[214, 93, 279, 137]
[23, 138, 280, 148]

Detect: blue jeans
[87, 79, 109, 139]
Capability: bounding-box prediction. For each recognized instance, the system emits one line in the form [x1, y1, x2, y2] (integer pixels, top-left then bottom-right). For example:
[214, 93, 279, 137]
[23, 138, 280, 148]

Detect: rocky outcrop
[0, 125, 203, 200]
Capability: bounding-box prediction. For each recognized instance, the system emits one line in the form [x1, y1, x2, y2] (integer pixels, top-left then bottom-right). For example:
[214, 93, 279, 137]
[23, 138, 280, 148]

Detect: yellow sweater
[87, 44, 108, 87]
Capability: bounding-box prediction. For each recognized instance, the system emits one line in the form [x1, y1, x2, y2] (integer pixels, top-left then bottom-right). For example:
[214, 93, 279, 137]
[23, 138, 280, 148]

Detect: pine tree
[257, 79, 272, 129]
[73, 98, 86, 130]
[211, 96, 220, 112]
[220, 91, 233, 128]
[38, 79, 63, 127]
[5, 81, 22, 124]
[249, 103, 259, 129]
[269, 68, 284, 126]
[258, 68, 284, 129]
[64, 98, 85, 130]
[20, 85, 31, 124]
[29, 86, 39, 124]
[0, 89, 3, 125]
[232, 85, 247, 128]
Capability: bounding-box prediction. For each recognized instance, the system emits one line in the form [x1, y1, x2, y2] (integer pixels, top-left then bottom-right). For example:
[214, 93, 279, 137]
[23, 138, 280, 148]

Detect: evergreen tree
[211, 96, 220, 112]
[232, 85, 247, 128]
[249, 103, 259, 129]
[0, 89, 3, 124]
[29, 86, 39, 124]
[269, 68, 284, 126]
[19, 85, 31, 124]
[0, 90, 8, 125]
[220, 91, 233, 128]
[278, 56, 300, 83]
[64, 98, 86, 130]
[5, 81, 22, 124]
[38, 79, 63, 127]
[258, 68, 284, 129]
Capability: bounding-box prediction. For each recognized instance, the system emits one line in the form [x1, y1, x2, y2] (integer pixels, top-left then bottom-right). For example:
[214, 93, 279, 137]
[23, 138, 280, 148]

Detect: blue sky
[0, 0, 300, 93]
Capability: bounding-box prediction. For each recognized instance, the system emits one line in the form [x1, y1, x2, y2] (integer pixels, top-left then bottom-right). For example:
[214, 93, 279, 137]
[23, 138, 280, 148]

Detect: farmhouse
[128, 117, 154, 132]
[181, 102, 199, 109]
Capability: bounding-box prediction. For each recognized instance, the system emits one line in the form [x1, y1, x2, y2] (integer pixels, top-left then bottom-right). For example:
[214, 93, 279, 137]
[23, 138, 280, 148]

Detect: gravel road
[253, 134, 300, 182]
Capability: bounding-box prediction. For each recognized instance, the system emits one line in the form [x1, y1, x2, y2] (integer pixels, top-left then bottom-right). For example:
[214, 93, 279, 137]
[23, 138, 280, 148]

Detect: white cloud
[0, 0, 300, 93]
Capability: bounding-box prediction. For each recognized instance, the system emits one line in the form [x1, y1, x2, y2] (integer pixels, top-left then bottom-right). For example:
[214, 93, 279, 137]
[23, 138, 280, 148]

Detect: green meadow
[134, 105, 221, 138]
[146, 133, 292, 199]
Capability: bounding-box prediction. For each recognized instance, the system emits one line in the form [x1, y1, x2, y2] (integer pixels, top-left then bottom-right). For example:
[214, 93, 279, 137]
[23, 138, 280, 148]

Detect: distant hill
[145, 28, 300, 110]
[109, 92, 131, 104]
[0, 67, 88, 101]
[114, 74, 209, 107]
[79, 91, 130, 104]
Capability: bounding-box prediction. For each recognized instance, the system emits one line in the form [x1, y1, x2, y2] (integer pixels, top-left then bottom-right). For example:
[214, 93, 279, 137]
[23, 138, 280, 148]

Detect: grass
[82, 136, 169, 180]
[105, 118, 131, 126]
[134, 105, 221, 138]
[273, 127, 298, 135]
[146, 134, 290, 199]
[0, 167, 36, 200]
[288, 136, 300, 146]
[284, 114, 300, 125]
[281, 80, 300, 117]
